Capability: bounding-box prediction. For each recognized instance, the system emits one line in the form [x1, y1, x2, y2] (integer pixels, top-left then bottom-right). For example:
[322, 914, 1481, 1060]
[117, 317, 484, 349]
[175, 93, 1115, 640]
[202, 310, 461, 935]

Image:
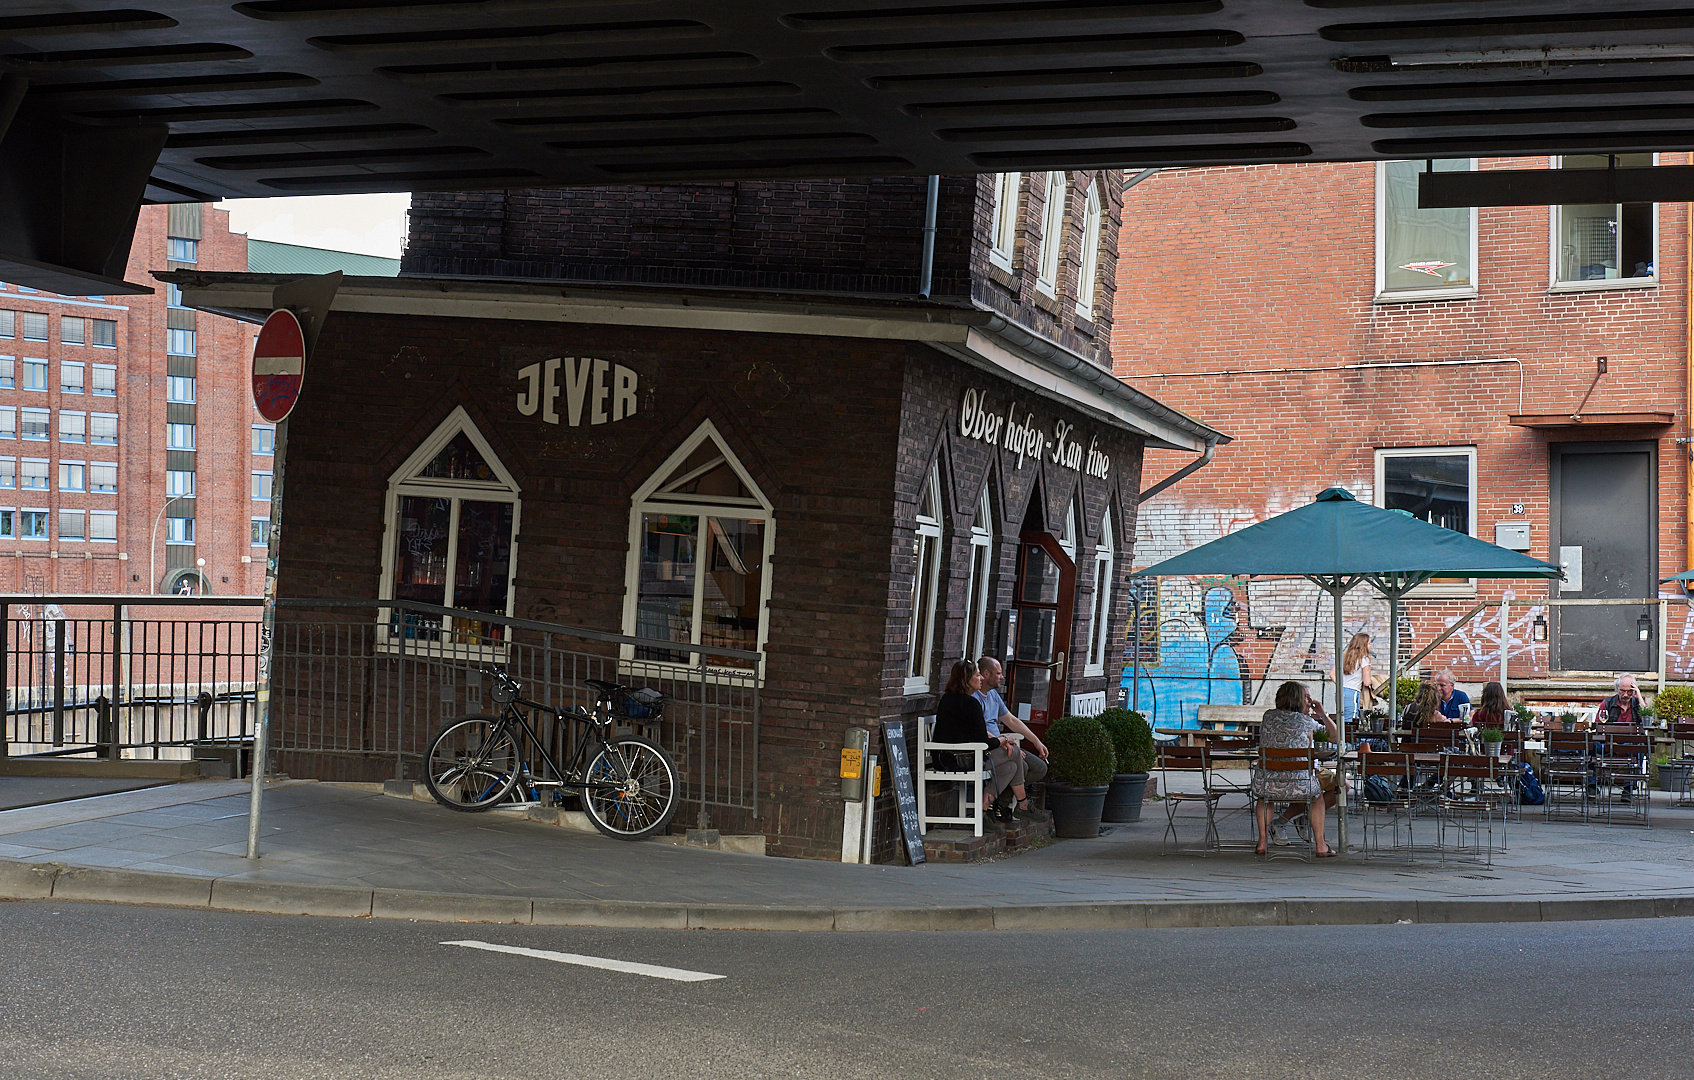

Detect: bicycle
[421, 665, 680, 840]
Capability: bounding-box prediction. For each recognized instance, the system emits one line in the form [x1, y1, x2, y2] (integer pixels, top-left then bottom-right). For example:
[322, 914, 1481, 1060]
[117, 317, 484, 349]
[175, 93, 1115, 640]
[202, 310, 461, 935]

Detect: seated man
[974, 657, 1049, 822]
[1596, 673, 1649, 802]
[1434, 669, 1471, 719]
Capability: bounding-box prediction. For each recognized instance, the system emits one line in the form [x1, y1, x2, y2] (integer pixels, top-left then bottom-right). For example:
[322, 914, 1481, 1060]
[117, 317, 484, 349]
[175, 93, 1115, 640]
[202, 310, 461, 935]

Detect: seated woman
[1470, 680, 1510, 733]
[1401, 681, 1439, 729]
[931, 660, 1020, 824]
[1253, 680, 1339, 858]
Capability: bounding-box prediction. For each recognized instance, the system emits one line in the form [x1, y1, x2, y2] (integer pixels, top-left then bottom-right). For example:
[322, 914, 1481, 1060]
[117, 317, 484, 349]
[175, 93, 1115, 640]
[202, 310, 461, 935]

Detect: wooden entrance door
[1008, 531, 1075, 735]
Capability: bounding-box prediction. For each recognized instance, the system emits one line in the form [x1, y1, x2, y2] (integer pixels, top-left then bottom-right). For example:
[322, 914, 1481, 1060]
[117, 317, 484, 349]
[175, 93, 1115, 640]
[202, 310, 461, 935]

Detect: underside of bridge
[2, 2, 1694, 291]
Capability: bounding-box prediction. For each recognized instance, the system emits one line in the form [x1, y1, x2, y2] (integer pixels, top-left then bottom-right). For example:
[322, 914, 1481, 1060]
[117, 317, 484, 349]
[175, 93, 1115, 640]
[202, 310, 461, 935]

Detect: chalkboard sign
[881, 720, 924, 865]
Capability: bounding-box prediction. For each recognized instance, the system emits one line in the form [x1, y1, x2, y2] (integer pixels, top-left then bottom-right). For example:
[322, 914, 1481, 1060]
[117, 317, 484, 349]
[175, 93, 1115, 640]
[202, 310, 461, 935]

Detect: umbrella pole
[1388, 594, 1399, 729]
[1333, 582, 1348, 853]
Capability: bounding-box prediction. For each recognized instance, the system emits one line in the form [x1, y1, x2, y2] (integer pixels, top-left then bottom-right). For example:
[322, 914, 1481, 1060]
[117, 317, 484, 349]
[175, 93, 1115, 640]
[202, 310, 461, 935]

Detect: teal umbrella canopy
[1136, 487, 1561, 582]
[1663, 570, 1694, 583]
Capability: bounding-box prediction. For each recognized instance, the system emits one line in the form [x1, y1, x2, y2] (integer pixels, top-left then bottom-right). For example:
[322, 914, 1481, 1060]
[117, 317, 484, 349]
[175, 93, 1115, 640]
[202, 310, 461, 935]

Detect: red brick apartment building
[1112, 155, 1693, 726]
[0, 204, 269, 597]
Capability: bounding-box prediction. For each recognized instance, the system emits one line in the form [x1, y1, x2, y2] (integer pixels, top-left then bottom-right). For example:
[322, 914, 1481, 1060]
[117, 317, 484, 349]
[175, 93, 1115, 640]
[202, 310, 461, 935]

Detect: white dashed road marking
[441, 939, 726, 982]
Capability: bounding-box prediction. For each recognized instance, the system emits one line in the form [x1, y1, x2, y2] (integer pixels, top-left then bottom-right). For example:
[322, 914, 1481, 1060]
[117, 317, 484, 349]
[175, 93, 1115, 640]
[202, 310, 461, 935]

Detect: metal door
[1551, 442, 1655, 672]
[1008, 532, 1075, 735]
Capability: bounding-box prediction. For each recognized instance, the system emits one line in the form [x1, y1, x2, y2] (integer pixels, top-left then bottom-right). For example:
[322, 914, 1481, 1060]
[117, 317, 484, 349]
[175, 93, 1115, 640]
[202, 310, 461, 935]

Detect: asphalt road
[1, 901, 1689, 1080]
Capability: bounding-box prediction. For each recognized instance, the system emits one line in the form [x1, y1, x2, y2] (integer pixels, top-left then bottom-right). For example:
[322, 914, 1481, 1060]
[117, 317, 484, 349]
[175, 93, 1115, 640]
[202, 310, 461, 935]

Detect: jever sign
[958, 388, 1110, 480]
[517, 357, 639, 426]
[252, 308, 307, 423]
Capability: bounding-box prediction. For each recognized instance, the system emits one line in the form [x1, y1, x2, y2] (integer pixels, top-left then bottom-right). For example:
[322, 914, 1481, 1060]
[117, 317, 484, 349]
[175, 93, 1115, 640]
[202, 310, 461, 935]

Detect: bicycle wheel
[581, 736, 679, 840]
[423, 715, 521, 812]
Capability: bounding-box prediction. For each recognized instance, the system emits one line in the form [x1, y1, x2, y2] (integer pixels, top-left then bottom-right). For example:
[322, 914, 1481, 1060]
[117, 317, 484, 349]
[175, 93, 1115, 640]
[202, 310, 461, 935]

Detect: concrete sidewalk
[2, 778, 1694, 930]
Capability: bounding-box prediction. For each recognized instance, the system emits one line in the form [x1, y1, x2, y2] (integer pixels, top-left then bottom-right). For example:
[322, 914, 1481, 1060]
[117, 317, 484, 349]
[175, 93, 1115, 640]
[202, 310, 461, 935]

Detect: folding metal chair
[1594, 732, 1651, 825]
[1255, 745, 1318, 861]
[1542, 731, 1592, 822]
[1158, 744, 1222, 853]
[1672, 722, 1694, 806]
[1438, 753, 1501, 866]
[1359, 751, 1417, 862]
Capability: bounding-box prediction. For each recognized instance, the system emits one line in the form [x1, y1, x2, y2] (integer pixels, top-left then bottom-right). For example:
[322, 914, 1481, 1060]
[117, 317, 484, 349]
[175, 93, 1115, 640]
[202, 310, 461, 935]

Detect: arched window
[624, 420, 772, 673]
[990, 172, 1022, 271]
[1086, 509, 1116, 677]
[1058, 498, 1078, 562]
[906, 464, 944, 693]
[1038, 171, 1068, 294]
[379, 407, 520, 656]
[1076, 178, 1103, 319]
[962, 485, 995, 660]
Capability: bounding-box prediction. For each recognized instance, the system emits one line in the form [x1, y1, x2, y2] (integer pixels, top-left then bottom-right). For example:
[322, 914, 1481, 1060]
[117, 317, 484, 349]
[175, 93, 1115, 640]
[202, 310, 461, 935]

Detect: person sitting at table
[1601, 673, 1647, 728]
[1253, 681, 1339, 858]
[1402, 681, 1439, 728]
[1339, 632, 1373, 725]
[1470, 681, 1510, 732]
[1434, 669, 1471, 719]
[1270, 690, 1340, 846]
[932, 659, 1021, 824]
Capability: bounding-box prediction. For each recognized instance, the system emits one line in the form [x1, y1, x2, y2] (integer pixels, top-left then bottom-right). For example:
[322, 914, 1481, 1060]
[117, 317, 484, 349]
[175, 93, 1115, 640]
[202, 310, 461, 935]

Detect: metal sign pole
[246, 417, 287, 859]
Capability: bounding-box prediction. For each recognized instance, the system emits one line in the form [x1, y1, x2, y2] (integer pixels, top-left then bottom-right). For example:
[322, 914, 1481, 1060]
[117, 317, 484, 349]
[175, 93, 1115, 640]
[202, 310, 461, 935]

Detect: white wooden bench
[917, 716, 988, 838]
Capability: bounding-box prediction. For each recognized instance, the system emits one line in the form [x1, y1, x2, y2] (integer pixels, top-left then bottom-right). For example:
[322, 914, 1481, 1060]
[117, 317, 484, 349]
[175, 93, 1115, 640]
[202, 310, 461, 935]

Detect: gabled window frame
[1037, 171, 1068, 296]
[962, 485, 995, 662]
[989, 172, 1022, 273]
[1086, 508, 1116, 677]
[905, 463, 945, 695]
[1075, 178, 1103, 320]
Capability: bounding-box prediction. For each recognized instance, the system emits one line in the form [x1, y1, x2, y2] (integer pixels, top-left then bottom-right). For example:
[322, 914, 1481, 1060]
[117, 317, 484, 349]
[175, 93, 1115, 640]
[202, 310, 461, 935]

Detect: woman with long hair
[1339, 632, 1373, 724]
[1252, 680, 1339, 858]
[1401, 680, 1439, 728]
[1471, 681, 1509, 729]
[931, 659, 1019, 823]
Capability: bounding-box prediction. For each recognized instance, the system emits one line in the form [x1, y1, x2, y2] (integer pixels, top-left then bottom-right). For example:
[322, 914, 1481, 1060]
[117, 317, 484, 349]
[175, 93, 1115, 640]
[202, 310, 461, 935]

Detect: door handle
[1053, 651, 1066, 682]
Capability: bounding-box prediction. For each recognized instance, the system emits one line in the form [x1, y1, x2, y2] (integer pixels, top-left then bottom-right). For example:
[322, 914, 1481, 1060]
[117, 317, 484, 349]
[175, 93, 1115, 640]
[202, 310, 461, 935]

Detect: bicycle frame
[485, 693, 632, 801]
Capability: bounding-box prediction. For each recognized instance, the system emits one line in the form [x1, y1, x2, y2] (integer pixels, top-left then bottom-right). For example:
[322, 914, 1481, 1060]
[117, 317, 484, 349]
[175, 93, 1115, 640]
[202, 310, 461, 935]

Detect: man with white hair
[1601, 673, 1647, 728]
[1433, 669, 1470, 719]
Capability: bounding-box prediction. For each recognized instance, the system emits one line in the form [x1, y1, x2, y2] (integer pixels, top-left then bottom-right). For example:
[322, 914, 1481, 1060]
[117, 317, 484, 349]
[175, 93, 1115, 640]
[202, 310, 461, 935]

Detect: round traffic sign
[252, 308, 306, 423]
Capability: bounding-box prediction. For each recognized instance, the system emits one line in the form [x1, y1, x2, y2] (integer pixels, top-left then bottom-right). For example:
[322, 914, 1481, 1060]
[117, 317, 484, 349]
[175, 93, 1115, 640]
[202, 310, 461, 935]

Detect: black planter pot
[1102, 772, 1150, 823]
[1047, 781, 1110, 838]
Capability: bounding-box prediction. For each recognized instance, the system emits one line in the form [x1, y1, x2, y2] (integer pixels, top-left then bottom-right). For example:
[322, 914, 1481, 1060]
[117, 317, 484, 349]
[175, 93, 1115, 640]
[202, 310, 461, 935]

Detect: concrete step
[0, 757, 199, 780]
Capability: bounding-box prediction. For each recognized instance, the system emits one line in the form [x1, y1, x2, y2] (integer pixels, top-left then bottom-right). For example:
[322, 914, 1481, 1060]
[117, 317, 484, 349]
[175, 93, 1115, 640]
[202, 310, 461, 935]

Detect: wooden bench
[1194, 704, 1266, 730]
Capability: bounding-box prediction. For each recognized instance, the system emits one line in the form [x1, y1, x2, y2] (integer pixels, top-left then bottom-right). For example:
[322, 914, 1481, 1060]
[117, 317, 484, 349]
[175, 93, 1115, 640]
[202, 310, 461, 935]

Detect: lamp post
[196, 557, 207, 596]
[149, 493, 187, 594]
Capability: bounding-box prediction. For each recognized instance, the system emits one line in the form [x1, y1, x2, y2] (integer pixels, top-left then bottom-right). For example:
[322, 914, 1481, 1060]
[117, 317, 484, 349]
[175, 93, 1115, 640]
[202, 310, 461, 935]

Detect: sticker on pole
[252, 308, 306, 423]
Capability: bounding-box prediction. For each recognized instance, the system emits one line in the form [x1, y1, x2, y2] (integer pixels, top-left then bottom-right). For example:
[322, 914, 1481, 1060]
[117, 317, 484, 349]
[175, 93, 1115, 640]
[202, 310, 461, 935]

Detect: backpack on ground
[1519, 765, 1546, 805]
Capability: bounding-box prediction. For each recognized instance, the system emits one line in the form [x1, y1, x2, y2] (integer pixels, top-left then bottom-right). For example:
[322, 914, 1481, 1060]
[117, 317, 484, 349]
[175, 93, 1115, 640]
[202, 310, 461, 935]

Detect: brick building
[173, 173, 1222, 860]
[1111, 156, 1693, 725]
[0, 204, 268, 597]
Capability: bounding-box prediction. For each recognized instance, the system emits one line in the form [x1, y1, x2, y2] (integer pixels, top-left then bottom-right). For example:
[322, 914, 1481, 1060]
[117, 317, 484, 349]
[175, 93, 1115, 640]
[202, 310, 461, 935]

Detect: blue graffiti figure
[1124, 586, 1245, 731]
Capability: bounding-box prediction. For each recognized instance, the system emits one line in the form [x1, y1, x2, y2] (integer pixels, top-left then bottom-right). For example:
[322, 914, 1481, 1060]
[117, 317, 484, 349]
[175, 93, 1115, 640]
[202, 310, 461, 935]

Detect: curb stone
[53, 866, 213, 907]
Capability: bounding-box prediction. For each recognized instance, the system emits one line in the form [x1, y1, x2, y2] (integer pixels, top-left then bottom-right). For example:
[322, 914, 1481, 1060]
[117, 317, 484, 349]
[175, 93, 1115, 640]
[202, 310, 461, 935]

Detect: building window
[58, 509, 84, 541]
[166, 423, 194, 450]
[1375, 446, 1478, 597]
[166, 470, 194, 497]
[60, 317, 83, 346]
[168, 237, 198, 263]
[0, 458, 13, 488]
[1037, 171, 1067, 295]
[166, 516, 194, 544]
[623, 419, 771, 674]
[166, 328, 196, 356]
[1059, 498, 1078, 562]
[20, 459, 46, 490]
[962, 485, 995, 661]
[990, 172, 1021, 271]
[20, 360, 45, 391]
[92, 364, 116, 395]
[0, 509, 12, 539]
[59, 462, 84, 491]
[90, 414, 117, 445]
[252, 425, 275, 455]
[59, 411, 85, 443]
[1086, 509, 1116, 677]
[1377, 159, 1477, 300]
[1553, 153, 1658, 287]
[61, 362, 83, 394]
[166, 376, 195, 403]
[0, 408, 14, 439]
[251, 517, 269, 546]
[91, 319, 115, 348]
[906, 464, 944, 693]
[0, 357, 11, 388]
[20, 409, 47, 440]
[166, 283, 185, 308]
[380, 408, 520, 653]
[0, 311, 11, 338]
[20, 312, 47, 341]
[1076, 178, 1103, 320]
[252, 471, 273, 500]
[20, 509, 47, 539]
[89, 462, 116, 493]
[90, 511, 116, 542]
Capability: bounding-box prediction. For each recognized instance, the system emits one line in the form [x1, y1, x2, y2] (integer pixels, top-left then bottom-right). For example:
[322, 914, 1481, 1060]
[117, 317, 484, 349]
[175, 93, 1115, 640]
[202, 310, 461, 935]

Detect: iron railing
[0, 595, 762, 816]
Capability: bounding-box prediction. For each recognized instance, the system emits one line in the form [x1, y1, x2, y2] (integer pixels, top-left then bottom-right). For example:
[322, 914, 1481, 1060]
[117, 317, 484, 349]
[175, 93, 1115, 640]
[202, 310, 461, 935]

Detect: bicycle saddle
[585, 678, 627, 695]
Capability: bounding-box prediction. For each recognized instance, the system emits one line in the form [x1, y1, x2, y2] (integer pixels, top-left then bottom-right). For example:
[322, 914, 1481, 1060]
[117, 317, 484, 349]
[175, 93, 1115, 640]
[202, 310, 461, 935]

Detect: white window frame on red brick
[377, 406, 521, 661]
[1037, 171, 1068, 296]
[1086, 508, 1116, 677]
[621, 418, 772, 682]
[905, 464, 945, 695]
[92, 364, 116, 395]
[89, 510, 116, 542]
[19, 458, 46, 491]
[90, 413, 117, 445]
[61, 362, 83, 394]
[1549, 152, 1659, 292]
[1375, 159, 1479, 303]
[962, 485, 995, 662]
[1374, 446, 1479, 598]
[1075, 179, 1103, 320]
[990, 172, 1022, 273]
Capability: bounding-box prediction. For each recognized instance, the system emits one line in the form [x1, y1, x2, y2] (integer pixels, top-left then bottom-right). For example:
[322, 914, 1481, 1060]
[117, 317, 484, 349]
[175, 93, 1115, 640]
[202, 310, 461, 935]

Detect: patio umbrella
[1135, 487, 1561, 851]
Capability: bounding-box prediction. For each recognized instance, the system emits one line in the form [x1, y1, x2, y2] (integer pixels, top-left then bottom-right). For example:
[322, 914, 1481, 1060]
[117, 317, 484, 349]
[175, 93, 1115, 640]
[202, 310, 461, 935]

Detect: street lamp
[150, 493, 188, 594]
[196, 557, 207, 596]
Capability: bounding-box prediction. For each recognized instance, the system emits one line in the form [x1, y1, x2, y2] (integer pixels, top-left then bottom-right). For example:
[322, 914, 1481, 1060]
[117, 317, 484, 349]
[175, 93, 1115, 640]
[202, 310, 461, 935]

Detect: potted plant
[1654, 685, 1694, 726]
[1559, 711, 1580, 733]
[1043, 714, 1117, 838]
[1096, 708, 1155, 823]
[1479, 727, 1504, 757]
[1512, 701, 1534, 738]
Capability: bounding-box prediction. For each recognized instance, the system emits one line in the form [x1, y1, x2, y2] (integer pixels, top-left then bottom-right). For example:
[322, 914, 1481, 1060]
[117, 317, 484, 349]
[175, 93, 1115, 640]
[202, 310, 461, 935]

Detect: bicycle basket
[617, 687, 666, 720]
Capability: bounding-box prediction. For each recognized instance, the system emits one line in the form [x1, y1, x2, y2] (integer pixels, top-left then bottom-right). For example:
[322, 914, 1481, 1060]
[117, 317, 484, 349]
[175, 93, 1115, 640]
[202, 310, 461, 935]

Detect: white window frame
[166, 376, 195, 403]
[89, 510, 117, 542]
[1549, 152, 1660, 293]
[166, 328, 196, 356]
[1375, 159, 1479, 303]
[377, 406, 521, 660]
[0, 357, 11, 389]
[166, 423, 194, 450]
[61, 361, 83, 394]
[0, 407, 12, 439]
[90, 413, 117, 445]
[1374, 446, 1479, 598]
[1075, 178, 1103, 320]
[1086, 508, 1116, 677]
[989, 172, 1021, 273]
[92, 364, 116, 394]
[58, 460, 84, 492]
[1037, 171, 1067, 296]
[905, 464, 944, 695]
[962, 485, 994, 661]
[0, 458, 13, 489]
[165, 516, 194, 545]
[252, 424, 275, 455]
[1059, 498, 1078, 562]
[166, 470, 195, 498]
[620, 418, 773, 681]
[89, 461, 116, 494]
[59, 411, 85, 444]
[251, 517, 269, 546]
[20, 408, 47, 441]
[58, 508, 84, 542]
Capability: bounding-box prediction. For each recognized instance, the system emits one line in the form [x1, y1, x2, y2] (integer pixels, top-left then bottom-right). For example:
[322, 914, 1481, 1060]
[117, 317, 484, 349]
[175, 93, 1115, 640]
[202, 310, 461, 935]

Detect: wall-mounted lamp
[1639, 612, 1653, 642]
[1533, 614, 1548, 642]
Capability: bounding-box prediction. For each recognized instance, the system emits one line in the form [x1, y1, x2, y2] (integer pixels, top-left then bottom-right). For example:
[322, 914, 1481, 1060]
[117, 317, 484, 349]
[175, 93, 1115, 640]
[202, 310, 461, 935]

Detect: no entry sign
[252, 308, 306, 423]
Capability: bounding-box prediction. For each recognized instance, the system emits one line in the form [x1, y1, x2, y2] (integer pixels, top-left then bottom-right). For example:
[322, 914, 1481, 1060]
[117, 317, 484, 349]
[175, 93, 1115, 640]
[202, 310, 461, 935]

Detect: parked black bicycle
[421, 665, 679, 840]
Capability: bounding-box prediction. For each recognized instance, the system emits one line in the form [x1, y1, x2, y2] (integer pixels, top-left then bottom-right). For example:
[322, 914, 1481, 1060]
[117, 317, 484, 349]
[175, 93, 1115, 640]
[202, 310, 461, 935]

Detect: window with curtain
[1378, 159, 1475, 297]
